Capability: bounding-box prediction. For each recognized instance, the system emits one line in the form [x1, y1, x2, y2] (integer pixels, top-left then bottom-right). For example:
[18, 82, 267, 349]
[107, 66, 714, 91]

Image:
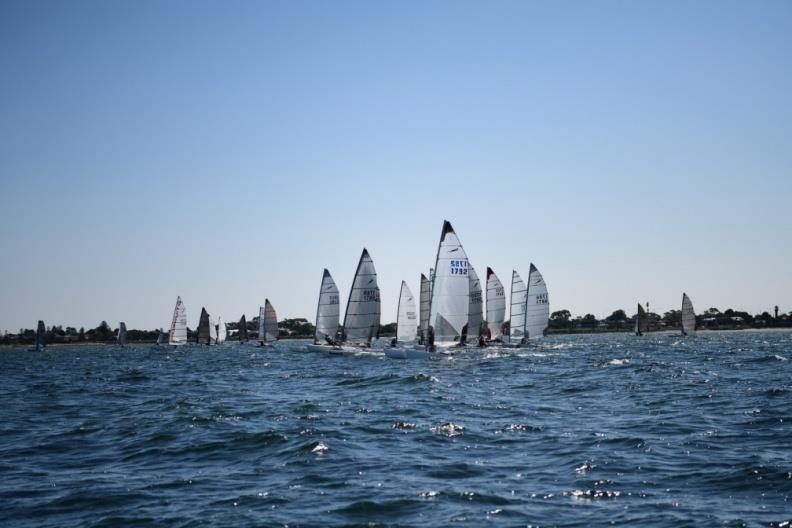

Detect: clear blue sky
[1, 0, 790, 332]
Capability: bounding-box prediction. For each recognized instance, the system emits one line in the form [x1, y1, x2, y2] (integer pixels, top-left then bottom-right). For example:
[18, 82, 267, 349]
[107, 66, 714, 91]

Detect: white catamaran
[524, 263, 550, 340]
[681, 293, 696, 336]
[168, 297, 187, 346]
[486, 267, 506, 342]
[338, 249, 380, 353]
[258, 299, 279, 347]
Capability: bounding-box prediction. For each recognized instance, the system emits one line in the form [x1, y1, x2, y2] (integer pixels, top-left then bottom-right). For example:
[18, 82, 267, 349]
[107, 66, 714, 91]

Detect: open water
[1, 330, 791, 527]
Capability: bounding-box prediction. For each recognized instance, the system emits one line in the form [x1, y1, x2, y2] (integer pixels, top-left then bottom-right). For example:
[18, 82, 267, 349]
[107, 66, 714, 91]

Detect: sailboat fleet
[25, 221, 700, 352]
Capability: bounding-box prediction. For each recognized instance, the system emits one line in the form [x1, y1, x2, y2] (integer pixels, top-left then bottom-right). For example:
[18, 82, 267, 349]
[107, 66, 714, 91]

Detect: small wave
[430, 422, 464, 437]
[311, 441, 328, 454]
[334, 498, 422, 516]
[500, 423, 542, 433]
[575, 461, 596, 474]
[567, 489, 621, 499]
[393, 421, 416, 429]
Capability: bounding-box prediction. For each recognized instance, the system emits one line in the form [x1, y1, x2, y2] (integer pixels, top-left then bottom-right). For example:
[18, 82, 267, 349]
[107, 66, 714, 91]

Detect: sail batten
[681, 293, 696, 336]
[315, 269, 340, 344]
[397, 281, 418, 343]
[486, 267, 506, 341]
[168, 297, 187, 346]
[524, 263, 549, 340]
[428, 221, 470, 348]
[342, 249, 381, 347]
[509, 270, 527, 343]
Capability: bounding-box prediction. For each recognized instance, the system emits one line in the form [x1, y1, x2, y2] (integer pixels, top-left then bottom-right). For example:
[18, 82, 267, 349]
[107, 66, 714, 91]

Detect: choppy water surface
[1, 331, 791, 527]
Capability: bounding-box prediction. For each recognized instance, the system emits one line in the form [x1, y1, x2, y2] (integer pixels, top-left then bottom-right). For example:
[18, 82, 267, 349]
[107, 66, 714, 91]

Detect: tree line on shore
[2, 307, 789, 345]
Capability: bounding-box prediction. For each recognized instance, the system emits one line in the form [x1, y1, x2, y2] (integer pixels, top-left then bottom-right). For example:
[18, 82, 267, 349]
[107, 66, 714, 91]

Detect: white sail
[35, 320, 46, 350]
[524, 263, 549, 340]
[209, 316, 218, 345]
[314, 269, 340, 344]
[467, 267, 483, 343]
[156, 332, 166, 345]
[418, 273, 431, 344]
[264, 299, 278, 343]
[342, 249, 380, 347]
[509, 270, 527, 343]
[681, 293, 696, 335]
[117, 322, 128, 346]
[217, 317, 227, 343]
[258, 306, 266, 341]
[397, 281, 418, 343]
[428, 221, 470, 348]
[486, 267, 506, 341]
[168, 296, 187, 346]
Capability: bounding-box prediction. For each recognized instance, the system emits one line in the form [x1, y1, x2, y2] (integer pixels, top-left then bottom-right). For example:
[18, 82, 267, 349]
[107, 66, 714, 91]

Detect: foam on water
[0, 330, 791, 526]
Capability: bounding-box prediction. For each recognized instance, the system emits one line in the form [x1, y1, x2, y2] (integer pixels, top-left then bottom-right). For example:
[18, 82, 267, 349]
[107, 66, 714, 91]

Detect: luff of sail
[209, 316, 218, 345]
[467, 267, 483, 343]
[264, 299, 278, 343]
[342, 249, 380, 347]
[681, 293, 696, 335]
[117, 322, 128, 346]
[509, 270, 527, 343]
[314, 269, 340, 344]
[238, 315, 248, 342]
[524, 263, 549, 340]
[428, 221, 471, 348]
[486, 267, 506, 341]
[35, 320, 46, 350]
[197, 307, 211, 345]
[397, 281, 418, 343]
[169, 297, 187, 346]
[418, 273, 431, 344]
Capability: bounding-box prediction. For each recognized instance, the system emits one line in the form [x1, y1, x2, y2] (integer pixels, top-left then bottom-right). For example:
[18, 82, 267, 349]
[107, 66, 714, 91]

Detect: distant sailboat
[217, 317, 227, 344]
[486, 267, 506, 342]
[635, 303, 648, 336]
[396, 281, 418, 343]
[524, 263, 549, 340]
[508, 270, 528, 345]
[197, 307, 212, 345]
[428, 221, 470, 350]
[418, 273, 431, 345]
[209, 316, 218, 345]
[340, 249, 380, 350]
[258, 299, 278, 347]
[238, 315, 248, 342]
[681, 293, 696, 336]
[156, 332, 166, 346]
[117, 322, 128, 346]
[168, 297, 187, 346]
[467, 267, 483, 344]
[33, 320, 46, 351]
[306, 269, 341, 353]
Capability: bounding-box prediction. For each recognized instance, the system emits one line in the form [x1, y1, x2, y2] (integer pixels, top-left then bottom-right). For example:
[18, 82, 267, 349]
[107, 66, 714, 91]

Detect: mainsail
[314, 269, 340, 344]
[217, 317, 227, 344]
[35, 320, 46, 351]
[486, 267, 506, 341]
[635, 303, 648, 336]
[681, 293, 696, 336]
[168, 296, 187, 346]
[197, 307, 211, 345]
[524, 263, 549, 340]
[397, 281, 418, 343]
[428, 221, 470, 348]
[467, 267, 483, 343]
[342, 249, 380, 347]
[264, 299, 278, 343]
[117, 322, 128, 346]
[509, 270, 528, 343]
[418, 273, 431, 344]
[156, 332, 166, 345]
[238, 315, 248, 342]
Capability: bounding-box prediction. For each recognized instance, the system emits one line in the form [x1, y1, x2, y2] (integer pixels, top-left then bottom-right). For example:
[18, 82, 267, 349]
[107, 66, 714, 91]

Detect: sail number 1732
[449, 260, 469, 275]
